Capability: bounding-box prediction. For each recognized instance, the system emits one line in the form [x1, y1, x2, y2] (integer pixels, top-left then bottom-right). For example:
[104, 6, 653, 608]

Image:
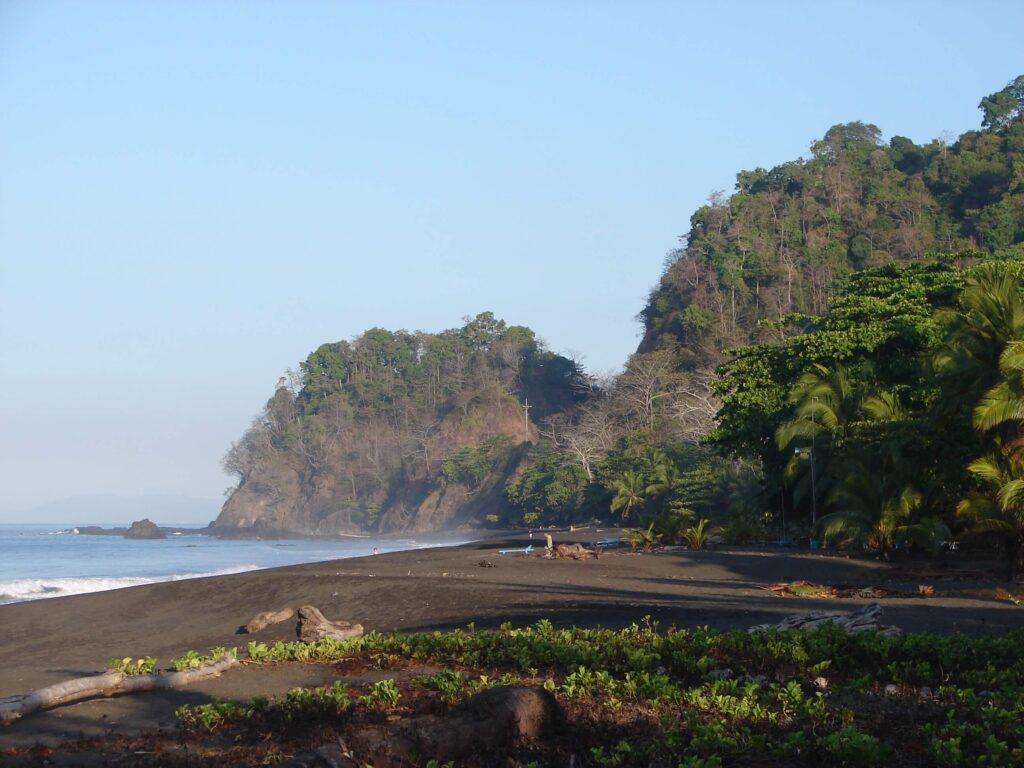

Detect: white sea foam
[0, 565, 261, 605]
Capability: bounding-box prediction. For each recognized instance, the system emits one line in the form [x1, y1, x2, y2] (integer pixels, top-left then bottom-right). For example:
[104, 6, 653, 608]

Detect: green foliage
[176, 682, 348, 734]
[163, 620, 1024, 765]
[223, 312, 590, 533]
[609, 469, 646, 522]
[503, 449, 589, 527]
[441, 434, 514, 489]
[358, 678, 402, 708]
[170, 646, 235, 672]
[621, 522, 661, 552]
[682, 519, 711, 550]
[176, 697, 253, 732]
[107, 656, 157, 676]
[816, 726, 887, 766]
[643, 80, 1024, 372]
[712, 256, 1024, 569]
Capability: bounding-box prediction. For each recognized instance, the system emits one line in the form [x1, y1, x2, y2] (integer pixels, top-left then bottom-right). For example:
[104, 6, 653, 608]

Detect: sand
[2, 532, 1022, 748]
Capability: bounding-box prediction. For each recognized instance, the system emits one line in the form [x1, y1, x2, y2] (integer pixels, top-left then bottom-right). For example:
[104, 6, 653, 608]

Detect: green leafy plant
[170, 646, 235, 672]
[621, 522, 661, 552]
[682, 518, 711, 550]
[359, 678, 402, 708]
[108, 656, 157, 675]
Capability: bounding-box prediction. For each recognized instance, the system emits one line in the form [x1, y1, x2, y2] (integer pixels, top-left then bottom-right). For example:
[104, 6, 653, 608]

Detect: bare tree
[221, 419, 272, 486]
[669, 368, 721, 444]
[614, 350, 681, 433]
[541, 403, 618, 480]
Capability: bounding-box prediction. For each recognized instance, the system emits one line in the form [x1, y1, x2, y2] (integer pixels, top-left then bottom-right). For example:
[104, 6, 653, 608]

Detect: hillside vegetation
[215, 313, 587, 534]
[640, 75, 1024, 368]
[217, 76, 1024, 551]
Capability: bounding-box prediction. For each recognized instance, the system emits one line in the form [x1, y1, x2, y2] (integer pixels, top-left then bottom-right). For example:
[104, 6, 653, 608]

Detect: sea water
[0, 524, 465, 605]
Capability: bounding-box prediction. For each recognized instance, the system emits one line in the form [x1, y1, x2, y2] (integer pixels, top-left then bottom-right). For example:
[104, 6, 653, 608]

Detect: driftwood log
[748, 601, 901, 636]
[297, 605, 364, 643]
[0, 656, 239, 726]
[241, 607, 295, 634]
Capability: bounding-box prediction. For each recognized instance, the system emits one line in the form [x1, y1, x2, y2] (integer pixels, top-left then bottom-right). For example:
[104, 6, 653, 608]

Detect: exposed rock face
[212, 314, 587, 538]
[124, 518, 166, 539]
[212, 397, 532, 536]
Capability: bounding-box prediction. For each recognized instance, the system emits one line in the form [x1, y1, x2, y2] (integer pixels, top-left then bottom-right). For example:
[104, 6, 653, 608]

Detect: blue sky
[1, 1, 1022, 521]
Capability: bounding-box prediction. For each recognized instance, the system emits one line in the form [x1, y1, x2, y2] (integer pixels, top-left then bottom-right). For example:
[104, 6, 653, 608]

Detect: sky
[1, 1, 1022, 522]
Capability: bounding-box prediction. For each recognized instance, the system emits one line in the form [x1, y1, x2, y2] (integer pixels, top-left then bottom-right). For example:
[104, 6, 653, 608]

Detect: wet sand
[2, 533, 1022, 747]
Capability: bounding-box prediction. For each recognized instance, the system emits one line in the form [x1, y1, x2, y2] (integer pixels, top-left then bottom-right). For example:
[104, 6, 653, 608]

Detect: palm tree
[645, 460, 683, 498]
[973, 340, 1024, 439]
[610, 470, 646, 523]
[775, 363, 870, 522]
[817, 456, 946, 558]
[957, 450, 1024, 581]
[933, 263, 1024, 419]
[775, 363, 866, 448]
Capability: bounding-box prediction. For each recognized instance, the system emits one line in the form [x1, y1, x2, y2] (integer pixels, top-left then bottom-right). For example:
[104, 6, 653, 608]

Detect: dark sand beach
[2, 532, 1023, 749]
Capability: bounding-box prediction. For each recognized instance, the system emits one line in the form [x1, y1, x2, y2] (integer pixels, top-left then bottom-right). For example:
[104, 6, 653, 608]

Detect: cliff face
[213, 314, 586, 536]
[213, 396, 532, 535]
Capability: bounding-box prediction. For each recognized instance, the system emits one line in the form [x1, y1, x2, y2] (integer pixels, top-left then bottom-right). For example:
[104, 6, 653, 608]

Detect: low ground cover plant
[157, 620, 1024, 766]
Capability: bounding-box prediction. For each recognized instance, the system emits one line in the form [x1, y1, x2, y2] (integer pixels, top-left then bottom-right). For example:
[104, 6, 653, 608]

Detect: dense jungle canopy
[217, 76, 1024, 576]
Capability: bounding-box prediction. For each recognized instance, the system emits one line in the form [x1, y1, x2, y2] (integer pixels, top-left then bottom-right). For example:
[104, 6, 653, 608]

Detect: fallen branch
[297, 605, 364, 643]
[748, 602, 901, 636]
[0, 656, 239, 726]
[240, 607, 295, 634]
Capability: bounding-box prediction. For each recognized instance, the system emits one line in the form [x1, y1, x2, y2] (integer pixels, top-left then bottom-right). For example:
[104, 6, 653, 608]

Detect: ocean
[0, 524, 466, 605]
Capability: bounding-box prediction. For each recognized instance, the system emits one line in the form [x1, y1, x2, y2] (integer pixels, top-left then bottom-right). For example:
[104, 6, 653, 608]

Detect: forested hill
[640, 75, 1024, 369]
[213, 314, 589, 535]
[216, 76, 1024, 539]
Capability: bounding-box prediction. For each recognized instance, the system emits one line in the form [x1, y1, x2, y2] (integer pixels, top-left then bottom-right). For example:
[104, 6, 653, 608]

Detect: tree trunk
[0, 656, 238, 725]
[296, 605, 364, 643]
[1006, 539, 1021, 582]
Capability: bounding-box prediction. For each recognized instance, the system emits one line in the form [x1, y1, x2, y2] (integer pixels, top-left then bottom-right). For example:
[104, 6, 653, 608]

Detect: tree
[973, 341, 1024, 439]
[609, 470, 646, 522]
[775, 363, 866, 448]
[817, 455, 946, 557]
[933, 262, 1024, 420]
[540, 403, 618, 481]
[979, 74, 1024, 132]
[958, 450, 1024, 580]
[669, 367, 721, 444]
[615, 350, 681, 433]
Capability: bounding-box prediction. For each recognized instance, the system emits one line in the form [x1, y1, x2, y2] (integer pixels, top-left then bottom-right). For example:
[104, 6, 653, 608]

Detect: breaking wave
[0, 565, 260, 605]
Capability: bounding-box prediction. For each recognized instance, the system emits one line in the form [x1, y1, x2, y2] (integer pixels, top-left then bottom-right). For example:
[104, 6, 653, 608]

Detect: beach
[2, 533, 1023, 749]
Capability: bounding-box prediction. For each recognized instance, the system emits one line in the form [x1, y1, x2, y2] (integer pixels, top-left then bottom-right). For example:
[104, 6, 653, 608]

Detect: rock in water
[124, 518, 165, 539]
[296, 605, 364, 643]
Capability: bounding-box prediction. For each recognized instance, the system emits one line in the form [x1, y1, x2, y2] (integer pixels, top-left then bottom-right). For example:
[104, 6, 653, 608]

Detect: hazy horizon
[4, 493, 221, 525]
[3, 1, 1023, 521]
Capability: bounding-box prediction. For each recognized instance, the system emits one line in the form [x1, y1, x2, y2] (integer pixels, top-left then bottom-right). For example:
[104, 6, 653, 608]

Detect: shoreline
[2, 534, 1023, 746]
[0, 525, 487, 606]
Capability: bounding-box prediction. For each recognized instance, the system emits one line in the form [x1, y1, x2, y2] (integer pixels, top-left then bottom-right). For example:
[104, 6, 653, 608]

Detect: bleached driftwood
[241, 607, 295, 634]
[748, 602, 901, 636]
[297, 605, 364, 643]
[0, 656, 239, 726]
